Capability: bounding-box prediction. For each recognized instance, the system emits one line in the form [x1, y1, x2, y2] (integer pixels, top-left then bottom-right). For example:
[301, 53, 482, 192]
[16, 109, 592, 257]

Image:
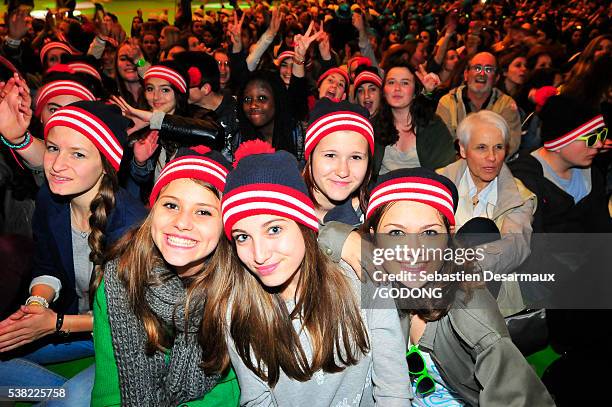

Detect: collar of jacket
[438, 159, 532, 220]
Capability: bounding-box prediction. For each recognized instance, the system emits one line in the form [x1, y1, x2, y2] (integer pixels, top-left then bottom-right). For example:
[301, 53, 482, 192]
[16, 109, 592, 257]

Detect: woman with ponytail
[0, 101, 146, 406]
[92, 145, 239, 406]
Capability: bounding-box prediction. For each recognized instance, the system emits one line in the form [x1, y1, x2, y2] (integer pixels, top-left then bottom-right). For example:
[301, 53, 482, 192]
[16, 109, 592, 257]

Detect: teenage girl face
[39, 94, 84, 125]
[232, 215, 306, 300]
[318, 73, 347, 100]
[505, 56, 528, 86]
[44, 127, 105, 200]
[356, 83, 381, 116]
[145, 77, 177, 114]
[444, 50, 459, 72]
[242, 80, 275, 129]
[384, 67, 416, 110]
[117, 44, 139, 83]
[310, 132, 369, 206]
[151, 179, 223, 277]
[45, 49, 68, 70]
[142, 34, 159, 57]
[279, 59, 293, 86]
[534, 54, 552, 70]
[374, 201, 447, 288]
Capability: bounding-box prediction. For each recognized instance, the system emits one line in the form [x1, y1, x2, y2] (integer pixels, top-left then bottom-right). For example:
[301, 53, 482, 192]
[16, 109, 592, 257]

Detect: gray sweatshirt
[227, 263, 413, 407]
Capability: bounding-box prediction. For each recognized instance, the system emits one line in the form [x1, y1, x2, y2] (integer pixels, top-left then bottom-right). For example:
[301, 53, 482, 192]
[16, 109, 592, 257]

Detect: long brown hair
[199, 224, 370, 386]
[105, 180, 222, 353]
[362, 202, 483, 321]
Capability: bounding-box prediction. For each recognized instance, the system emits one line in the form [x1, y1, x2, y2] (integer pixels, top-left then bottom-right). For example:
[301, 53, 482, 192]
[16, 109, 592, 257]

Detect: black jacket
[508, 151, 612, 233]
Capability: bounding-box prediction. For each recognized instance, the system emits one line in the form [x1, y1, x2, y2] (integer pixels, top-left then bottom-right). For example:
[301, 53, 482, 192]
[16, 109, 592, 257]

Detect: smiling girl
[92, 146, 239, 406]
[0, 101, 145, 406]
[199, 141, 411, 406]
[363, 167, 554, 406]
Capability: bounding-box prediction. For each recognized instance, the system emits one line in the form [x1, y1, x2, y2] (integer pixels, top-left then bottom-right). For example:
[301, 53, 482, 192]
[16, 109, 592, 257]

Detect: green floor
[10, 346, 558, 406]
[2, 1, 249, 32]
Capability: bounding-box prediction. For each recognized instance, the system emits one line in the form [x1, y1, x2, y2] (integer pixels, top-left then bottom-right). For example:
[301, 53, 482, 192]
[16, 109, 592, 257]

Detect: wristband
[1, 131, 33, 150]
[56, 313, 70, 336]
[292, 56, 305, 65]
[5, 37, 21, 48]
[26, 295, 49, 308]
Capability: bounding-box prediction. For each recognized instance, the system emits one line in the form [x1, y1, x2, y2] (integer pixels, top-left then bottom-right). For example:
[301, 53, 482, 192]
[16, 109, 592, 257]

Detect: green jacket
[92, 280, 240, 407]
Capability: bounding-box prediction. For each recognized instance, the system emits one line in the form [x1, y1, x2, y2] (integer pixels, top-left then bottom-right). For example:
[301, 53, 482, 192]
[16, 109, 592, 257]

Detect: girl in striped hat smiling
[199, 140, 412, 406]
[92, 145, 239, 406]
[362, 167, 554, 406]
[0, 101, 146, 405]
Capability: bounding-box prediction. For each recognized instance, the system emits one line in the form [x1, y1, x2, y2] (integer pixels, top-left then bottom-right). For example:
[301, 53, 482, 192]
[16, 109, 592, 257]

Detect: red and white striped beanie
[275, 50, 295, 66]
[149, 146, 232, 206]
[44, 101, 131, 171]
[67, 62, 102, 82]
[316, 67, 350, 90]
[305, 98, 374, 159]
[366, 168, 459, 226]
[221, 140, 319, 239]
[35, 79, 96, 117]
[40, 41, 76, 64]
[143, 64, 188, 94]
[353, 70, 383, 90]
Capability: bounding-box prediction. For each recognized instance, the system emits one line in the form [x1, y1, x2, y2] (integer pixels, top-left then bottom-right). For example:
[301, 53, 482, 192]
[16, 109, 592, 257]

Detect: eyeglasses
[576, 127, 608, 147]
[406, 345, 436, 396]
[468, 64, 497, 74]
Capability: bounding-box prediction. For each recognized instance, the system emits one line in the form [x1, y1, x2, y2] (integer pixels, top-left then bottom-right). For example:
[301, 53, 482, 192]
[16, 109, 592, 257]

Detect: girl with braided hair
[0, 101, 146, 405]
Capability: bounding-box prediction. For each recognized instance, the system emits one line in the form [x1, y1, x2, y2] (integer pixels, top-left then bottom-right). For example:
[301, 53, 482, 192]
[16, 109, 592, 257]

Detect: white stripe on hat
[158, 162, 228, 185]
[68, 63, 102, 81]
[36, 81, 96, 107]
[305, 116, 374, 152]
[544, 115, 605, 151]
[223, 201, 319, 231]
[354, 71, 382, 88]
[366, 191, 455, 220]
[144, 66, 187, 93]
[367, 181, 455, 219]
[46, 110, 122, 167]
[40, 42, 74, 62]
[222, 189, 316, 218]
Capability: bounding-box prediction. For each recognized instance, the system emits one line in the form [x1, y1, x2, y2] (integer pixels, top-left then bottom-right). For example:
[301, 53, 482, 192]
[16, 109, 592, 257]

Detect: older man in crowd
[436, 52, 522, 157]
[438, 110, 536, 315]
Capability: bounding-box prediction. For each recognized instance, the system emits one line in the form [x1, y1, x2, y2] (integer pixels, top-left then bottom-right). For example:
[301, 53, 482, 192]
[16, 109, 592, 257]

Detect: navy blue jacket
[31, 183, 147, 314]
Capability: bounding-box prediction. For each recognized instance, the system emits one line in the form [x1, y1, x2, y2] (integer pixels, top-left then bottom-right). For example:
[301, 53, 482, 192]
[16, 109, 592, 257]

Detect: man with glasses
[509, 95, 611, 233]
[509, 96, 612, 394]
[436, 52, 522, 157]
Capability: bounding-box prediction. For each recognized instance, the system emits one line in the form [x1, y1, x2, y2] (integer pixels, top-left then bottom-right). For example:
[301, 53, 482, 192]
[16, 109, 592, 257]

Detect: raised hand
[0, 75, 32, 143]
[227, 10, 246, 52]
[294, 20, 323, 59]
[110, 95, 153, 135]
[318, 30, 332, 60]
[133, 130, 159, 166]
[415, 64, 441, 93]
[352, 11, 366, 34]
[268, 7, 284, 35]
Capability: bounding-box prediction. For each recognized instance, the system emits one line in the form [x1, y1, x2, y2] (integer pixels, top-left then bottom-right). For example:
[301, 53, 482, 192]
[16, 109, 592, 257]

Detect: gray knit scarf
[104, 259, 220, 406]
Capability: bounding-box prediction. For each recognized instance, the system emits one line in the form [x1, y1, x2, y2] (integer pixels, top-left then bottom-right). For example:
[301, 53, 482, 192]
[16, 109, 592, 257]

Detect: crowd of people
[0, 0, 610, 405]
